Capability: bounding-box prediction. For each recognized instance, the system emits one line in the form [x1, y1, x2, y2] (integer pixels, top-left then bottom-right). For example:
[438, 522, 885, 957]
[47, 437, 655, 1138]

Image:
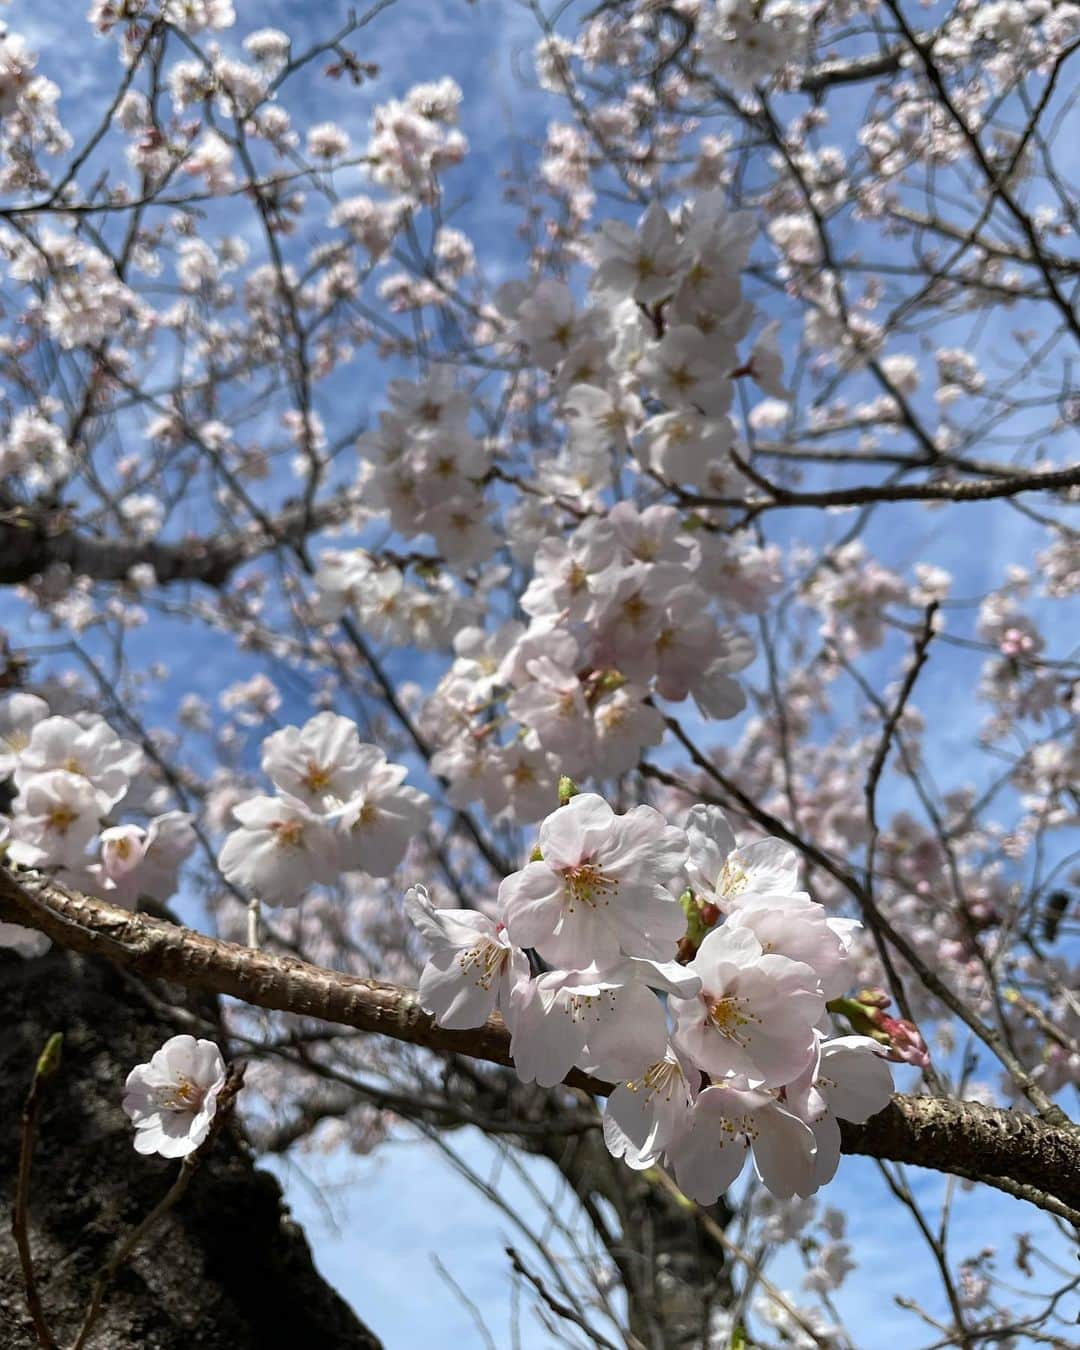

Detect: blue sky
[265, 1129, 1079, 1348]
[2, 1, 1078, 1345]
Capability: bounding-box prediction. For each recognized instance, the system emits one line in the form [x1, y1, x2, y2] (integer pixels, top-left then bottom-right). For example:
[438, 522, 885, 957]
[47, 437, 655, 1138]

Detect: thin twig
[11, 1034, 63, 1350]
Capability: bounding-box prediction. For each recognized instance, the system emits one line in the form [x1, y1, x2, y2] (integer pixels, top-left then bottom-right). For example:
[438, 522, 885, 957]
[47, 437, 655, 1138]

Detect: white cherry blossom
[0, 921, 51, 958]
[593, 202, 686, 304]
[786, 1036, 895, 1191]
[7, 769, 103, 869]
[94, 811, 196, 907]
[15, 714, 142, 810]
[589, 683, 665, 776]
[218, 795, 339, 905]
[261, 712, 372, 811]
[506, 657, 595, 772]
[519, 519, 618, 622]
[479, 742, 560, 824]
[668, 1083, 818, 1205]
[499, 792, 687, 968]
[331, 751, 431, 876]
[515, 279, 597, 368]
[684, 805, 801, 911]
[603, 1045, 697, 1170]
[405, 884, 528, 1030]
[670, 924, 823, 1087]
[724, 893, 855, 1000]
[508, 957, 696, 1088]
[638, 325, 734, 417]
[0, 692, 49, 778]
[122, 1035, 228, 1159]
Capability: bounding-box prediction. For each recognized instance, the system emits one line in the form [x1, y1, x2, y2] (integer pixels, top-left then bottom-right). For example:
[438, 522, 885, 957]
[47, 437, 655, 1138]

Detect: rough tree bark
[0, 947, 382, 1350]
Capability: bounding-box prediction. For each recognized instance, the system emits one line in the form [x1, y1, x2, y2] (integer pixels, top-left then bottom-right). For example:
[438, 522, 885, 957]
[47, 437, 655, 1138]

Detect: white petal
[684, 803, 735, 895]
[750, 1103, 818, 1199]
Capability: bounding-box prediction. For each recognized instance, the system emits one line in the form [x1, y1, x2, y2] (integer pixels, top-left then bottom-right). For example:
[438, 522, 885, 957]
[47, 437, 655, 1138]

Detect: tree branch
[1, 866, 1077, 1219]
[681, 458, 1080, 517]
[0, 496, 355, 589]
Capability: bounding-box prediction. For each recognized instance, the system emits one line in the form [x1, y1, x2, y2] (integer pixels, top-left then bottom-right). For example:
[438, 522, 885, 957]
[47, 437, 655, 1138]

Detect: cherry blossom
[684, 805, 801, 912]
[218, 795, 339, 906]
[7, 770, 103, 870]
[94, 812, 196, 907]
[0, 2, 1074, 1338]
[122, 1035, 228, 1159]
[669, 924, 824, 1087]
[593, 202, 686, 304]
[405, 884, 528, 1031]
[0, 692, 48, 779]
[508, 957, 697, 1089]
[15, 714, 143, 810]
[0, 920, 51, 958]
[331, 750, 431, 876]
[724, 893, 854, 1000]
[602, 1046, 698, 1170]
[498, 792, 687, 968]
[261, 712, 376, 810]
[668, 1083, 818, 1204]
[785, 1036, 896, 1192]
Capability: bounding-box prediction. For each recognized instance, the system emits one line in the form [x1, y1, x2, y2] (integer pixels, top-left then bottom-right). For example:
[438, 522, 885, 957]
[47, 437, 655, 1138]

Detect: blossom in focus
[498, 792, 687, 968]
[785, 1035, 896, 1191]
[684, 804, 800, 912]
[507, 958, 694, 1088]
[670, 923, 823, 1087]
[224, 718, 429, 894]
[406, 883, 528, 1030]
[603, 1045, 697, 1170]
[724, 892, 855, 1000]
[122, 1035, 228, 1158]
[668, 1082, 818, 1204]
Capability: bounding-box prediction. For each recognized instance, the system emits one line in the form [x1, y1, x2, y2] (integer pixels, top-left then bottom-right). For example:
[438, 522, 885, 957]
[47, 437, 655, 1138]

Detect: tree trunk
[0, 949, 381, 1350]
[443, 1060, 733, 1348]
[530, 1123, 732, 1348]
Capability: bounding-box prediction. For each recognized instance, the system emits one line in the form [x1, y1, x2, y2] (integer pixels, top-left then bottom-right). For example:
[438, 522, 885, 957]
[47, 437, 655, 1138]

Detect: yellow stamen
[562, 862, 619, 911]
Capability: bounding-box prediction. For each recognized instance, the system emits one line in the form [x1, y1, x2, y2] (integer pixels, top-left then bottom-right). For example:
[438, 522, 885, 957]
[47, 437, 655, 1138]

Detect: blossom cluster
[415, 505, 759, 821]
[217, 711, 430, 905]
[309, 193, 799, 820]
[408, 792, 893, 1202]
[0, 691, 196, 955]
[353, 364, 496, 568]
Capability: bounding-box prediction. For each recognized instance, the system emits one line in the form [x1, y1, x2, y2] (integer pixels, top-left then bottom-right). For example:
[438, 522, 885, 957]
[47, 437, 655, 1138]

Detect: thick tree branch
[2, 866, 1077, 1220]
[0, 495, 355, 589]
